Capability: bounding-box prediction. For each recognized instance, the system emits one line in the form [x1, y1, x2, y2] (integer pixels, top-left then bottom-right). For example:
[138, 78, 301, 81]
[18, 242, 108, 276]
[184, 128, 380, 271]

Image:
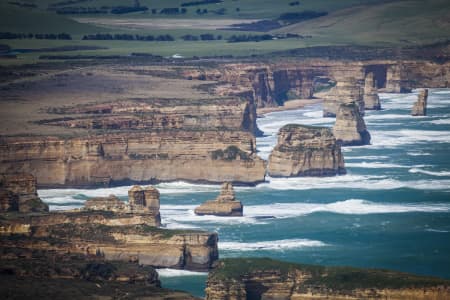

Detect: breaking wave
[409, 168, 450, 177]
[156, 268, 207, 277]
[220, 238, 327, 251]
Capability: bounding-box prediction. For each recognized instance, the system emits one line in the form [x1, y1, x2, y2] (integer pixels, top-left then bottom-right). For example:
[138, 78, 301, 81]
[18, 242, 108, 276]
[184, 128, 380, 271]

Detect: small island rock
[412, 89, 428, 116]
[268, 124, 346, 177]
[195, 183, 243, 216]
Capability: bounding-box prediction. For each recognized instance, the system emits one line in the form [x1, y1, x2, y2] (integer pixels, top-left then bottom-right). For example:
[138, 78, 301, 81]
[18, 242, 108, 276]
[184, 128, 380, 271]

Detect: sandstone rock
[385, 64, 402, 93]
[195, 182, 243, 216]
[323, 77, 365, 117]
[0, 173, 48, 213]
[128, 185, 160, 212]
[0, 131, 266, 187]
[268, 124, 346, 177]
[84, 195, 127, 212]
[412, 89, 428, 116]
[206, 258, 450, 300]
[0, 215, 218, 271]
[333, 102, 371, 146]
[363, 72, 381, 110]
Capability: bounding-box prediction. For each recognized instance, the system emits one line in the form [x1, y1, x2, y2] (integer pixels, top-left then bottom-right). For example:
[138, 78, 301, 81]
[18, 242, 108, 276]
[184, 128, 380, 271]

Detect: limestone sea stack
[333, 102, 371, 146]
[412, 89, 428, 116]
[363, 72, 381, 110]
[0, 173, 48, 213]
[195, 182, 243, 216]
[267, 124, 346, 177]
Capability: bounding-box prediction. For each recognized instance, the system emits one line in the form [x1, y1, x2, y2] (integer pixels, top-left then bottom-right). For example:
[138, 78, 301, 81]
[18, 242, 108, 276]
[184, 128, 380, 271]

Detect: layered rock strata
[363, 72, 381, 110]
[412, 89, 428, 116]
[0, 173, 48, 213]
[195, 182, 243, 216]
[0, 251, 200, 299]
[268, 124, 346, 177]
[333, 102, 371, 146]
[205, 258, 450, 300]
[0, 186, 218, 271]
[0, 214, 218, 270]
[128, 185, 160, 212]
[0, 131, 265, 187]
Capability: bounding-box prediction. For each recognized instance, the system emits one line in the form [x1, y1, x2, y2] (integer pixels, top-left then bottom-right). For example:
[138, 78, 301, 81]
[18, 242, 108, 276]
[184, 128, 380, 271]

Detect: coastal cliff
[205, 258, 450, 300]
[0, 183, 218, 271]
[0, 130, 265, 187]
[333, 102, 371, 146]
[268, 124, 346, 177]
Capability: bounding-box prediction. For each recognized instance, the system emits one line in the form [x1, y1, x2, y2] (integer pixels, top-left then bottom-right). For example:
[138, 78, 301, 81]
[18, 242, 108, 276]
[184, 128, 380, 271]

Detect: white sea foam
[258, 175, 450, 191]
[156, 268, 207, 277]
[220, 238, 327, 251]
[424, 119, 450, 125]
[345, 162, 409, 168]
[344, 156, 389, 160]
[409, 168, 450, 177]
[425, 229, 450, 233]
[158, 199, 450, 229]
[407, 152, 432, 156]
[370, 129, 450, 148]
[243, 199, 450, 218]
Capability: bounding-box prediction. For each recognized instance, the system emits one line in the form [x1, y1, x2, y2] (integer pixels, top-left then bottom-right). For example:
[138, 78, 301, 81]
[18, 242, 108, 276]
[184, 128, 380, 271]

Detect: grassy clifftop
[210, 258, 450, 290]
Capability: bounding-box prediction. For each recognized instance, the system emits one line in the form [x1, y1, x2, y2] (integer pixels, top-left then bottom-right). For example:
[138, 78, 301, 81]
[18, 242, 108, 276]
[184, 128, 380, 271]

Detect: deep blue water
[39, 89, 450, 297]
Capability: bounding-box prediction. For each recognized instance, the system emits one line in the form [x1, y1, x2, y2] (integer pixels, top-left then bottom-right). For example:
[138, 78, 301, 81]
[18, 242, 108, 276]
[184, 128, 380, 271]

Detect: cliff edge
[206, 258, 450, 300]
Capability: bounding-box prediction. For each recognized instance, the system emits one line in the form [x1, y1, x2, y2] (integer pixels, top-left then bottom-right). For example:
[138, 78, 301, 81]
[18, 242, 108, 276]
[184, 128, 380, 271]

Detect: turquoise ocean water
[39, 89, 450, 297]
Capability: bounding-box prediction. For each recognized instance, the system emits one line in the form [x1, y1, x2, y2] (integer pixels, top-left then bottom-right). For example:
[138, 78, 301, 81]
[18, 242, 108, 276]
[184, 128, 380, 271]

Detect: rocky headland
[268, 124, 346, 177]
[195, 182, 243, 217]
[0, 181, 218, 271]
[0, 56, 449, 187]
[412, 89, 428, 116]
[333, 102, 371, 146]
[205, 258, 450, 300]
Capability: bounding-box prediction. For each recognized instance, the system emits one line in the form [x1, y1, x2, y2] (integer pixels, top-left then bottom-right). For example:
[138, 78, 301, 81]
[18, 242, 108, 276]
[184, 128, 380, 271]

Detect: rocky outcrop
[128, 185, 160, 212]
[268, 124, 346, 177]
[205, 258, 450, 300]
[195, 182, 243, 216]
[84, 195, 127, 212]
[323, 76, 365, 117]
[0, 184, 218, 271]
[333, 102, 371, 146]
[363, 72, 381, 110]
[0, 252, 201, 299]
[412, 89, 428, 116]
[0, 212, 218, 270]
[0, 131, 266, 187]
[0, 173, 48, 213]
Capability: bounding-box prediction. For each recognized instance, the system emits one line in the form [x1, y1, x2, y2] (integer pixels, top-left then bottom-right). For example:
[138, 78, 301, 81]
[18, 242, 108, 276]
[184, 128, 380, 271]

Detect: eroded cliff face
[0, 212, 218, 271]
[0, 173, 48, 213]
[205, 258, 450, 300]
[363, 72, 381, 110]
[0, 130, 265, 187]
[268, 124, 346, 177]
[0, 66, 265, 187]
[185, 59, 449, 116]
[333, 102, 371, 146]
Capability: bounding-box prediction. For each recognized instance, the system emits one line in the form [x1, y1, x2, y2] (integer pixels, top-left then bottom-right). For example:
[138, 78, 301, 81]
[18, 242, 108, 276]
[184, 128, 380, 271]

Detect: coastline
[257, 98, 323, 116]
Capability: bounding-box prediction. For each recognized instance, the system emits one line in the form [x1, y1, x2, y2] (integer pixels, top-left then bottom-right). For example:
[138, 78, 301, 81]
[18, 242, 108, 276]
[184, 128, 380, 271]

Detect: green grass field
[1, 0, 449, 65]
